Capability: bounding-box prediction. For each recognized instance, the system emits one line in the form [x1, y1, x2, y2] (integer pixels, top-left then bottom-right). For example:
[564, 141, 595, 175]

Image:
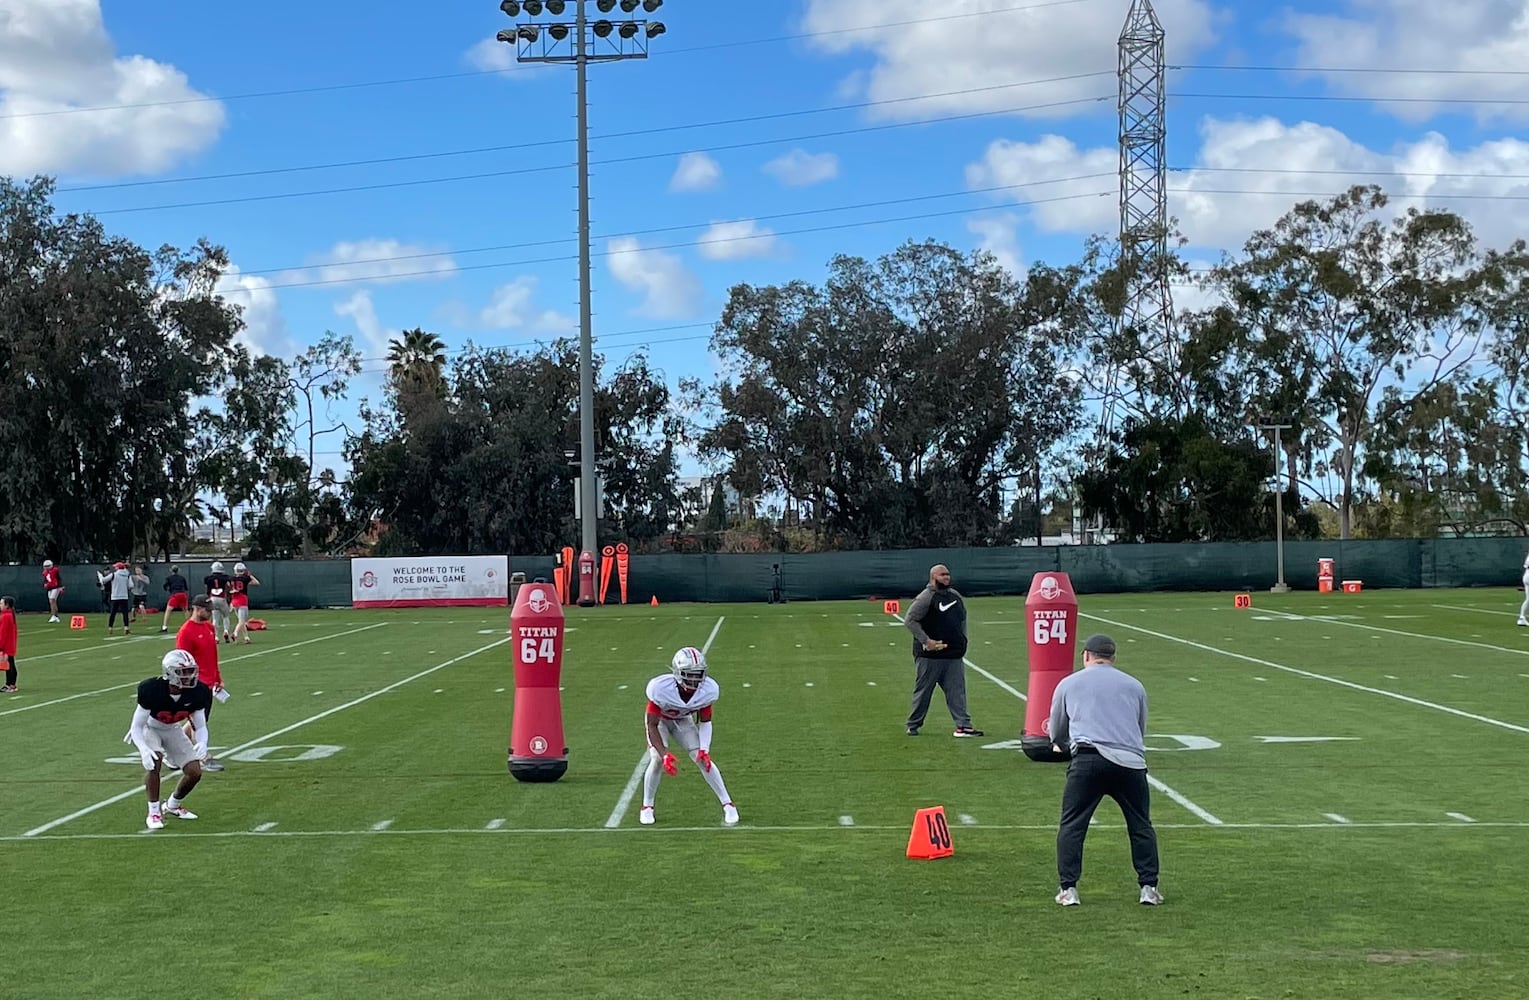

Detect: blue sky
[6, 0, 1529, 480]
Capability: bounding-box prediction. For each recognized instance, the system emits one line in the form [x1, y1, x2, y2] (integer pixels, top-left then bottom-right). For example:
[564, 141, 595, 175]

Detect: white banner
[351, 556, 509, 608]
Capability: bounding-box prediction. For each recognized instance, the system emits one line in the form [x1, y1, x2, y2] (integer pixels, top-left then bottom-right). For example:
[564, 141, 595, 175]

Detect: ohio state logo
[529, 736, 548, 755]
[360, 571, 377, 589]
[527, 588, 552, 613]
[1039, 576, 1063, 600]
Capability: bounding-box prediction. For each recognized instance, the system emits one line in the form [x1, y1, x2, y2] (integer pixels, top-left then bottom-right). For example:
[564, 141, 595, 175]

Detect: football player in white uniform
[124, 649, 211, 830]
[640, 646, 739, 827]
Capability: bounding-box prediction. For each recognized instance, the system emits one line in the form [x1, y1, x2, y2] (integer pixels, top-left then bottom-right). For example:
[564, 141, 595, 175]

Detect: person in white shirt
[1517, 549, 1529, 626]
[638, 646, 739, 827]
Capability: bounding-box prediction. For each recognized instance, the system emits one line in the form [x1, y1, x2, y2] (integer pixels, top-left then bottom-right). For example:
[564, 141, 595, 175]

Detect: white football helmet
[42, 559, 54, 569]
[234, 562, 247, 574]
[211, 561, 225, 574]
[671, 646, 707, 691]
[161, 649, 199, 688]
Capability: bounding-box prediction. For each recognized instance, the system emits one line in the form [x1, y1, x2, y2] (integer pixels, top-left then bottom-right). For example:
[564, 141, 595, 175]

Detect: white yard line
[0, 623, 390, 719]
[1082, 612, 1529, 736]
[1263, 608, 1529, 658]
[20, 635, 508, 837]
[7, 818, 1529, 844]
[13, 634, 155, 663]
[1432, 604, 1521, 618]
[605, 616, 726, 829]
[894, 612, 1222, 825]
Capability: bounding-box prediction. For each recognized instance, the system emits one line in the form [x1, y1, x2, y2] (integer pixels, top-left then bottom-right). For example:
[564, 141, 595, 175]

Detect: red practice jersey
[0, 609, 16, 656]
[42, 567, 61, 590]
[177, 617, 221, 687]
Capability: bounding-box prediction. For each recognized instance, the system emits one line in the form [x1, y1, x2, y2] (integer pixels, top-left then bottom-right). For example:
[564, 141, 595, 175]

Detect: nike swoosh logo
[938, 601, 958, 612]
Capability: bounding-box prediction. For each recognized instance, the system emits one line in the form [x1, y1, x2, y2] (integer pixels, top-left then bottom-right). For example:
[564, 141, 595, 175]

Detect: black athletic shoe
[906, 726, 920, 736]
[953, 727, 985, 738]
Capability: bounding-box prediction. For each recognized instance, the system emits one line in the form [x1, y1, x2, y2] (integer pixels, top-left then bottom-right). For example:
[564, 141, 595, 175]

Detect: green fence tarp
[2, 538, 1523, 611]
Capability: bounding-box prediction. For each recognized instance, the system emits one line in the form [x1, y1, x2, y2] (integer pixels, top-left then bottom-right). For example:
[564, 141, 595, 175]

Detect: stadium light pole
[495, 0, 666, 584]
[1256, 422, 1293, 593]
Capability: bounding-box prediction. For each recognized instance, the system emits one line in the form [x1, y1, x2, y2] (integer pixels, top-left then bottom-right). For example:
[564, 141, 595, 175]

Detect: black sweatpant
[1056, 746, 1160, 889]
[109, 599, 131, 628]
[3, 655, 15, 686]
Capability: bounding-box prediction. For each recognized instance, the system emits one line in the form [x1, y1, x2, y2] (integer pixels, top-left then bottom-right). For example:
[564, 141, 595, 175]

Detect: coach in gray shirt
[1048, 633, 1162, 907]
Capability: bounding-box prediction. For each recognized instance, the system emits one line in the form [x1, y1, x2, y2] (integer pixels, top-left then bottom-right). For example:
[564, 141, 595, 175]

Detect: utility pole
[1256, 422, 1293, 593]
[494, 0, 666, 600]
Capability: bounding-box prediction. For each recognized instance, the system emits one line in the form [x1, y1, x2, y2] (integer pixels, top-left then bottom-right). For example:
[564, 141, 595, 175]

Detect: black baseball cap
[191, 595, 212, 609]
[1083, 634, 1117, 657]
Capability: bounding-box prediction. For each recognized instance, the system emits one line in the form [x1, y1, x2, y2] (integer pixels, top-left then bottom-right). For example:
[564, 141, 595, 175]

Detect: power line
[83, 95, 1110, 216]
[1174, 63, 1529, 77]
[239, 175, 1117, 278]
[242, 180, 1529, 293]
[235, 163, 1529, 280]
[56, 73, 1115, 194]
[254, 190, 1115, 291]
[1171, 91, 1529, 106]
[0, 0, 1102, 122]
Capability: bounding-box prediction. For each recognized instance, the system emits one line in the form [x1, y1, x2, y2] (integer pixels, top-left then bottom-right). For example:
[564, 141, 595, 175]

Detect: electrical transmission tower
[1103, 0, 1175, 442]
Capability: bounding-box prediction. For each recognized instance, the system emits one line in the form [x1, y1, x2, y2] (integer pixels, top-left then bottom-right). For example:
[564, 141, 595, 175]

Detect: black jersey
[137, 677, 213, 726]
[204, 573, 230, 600]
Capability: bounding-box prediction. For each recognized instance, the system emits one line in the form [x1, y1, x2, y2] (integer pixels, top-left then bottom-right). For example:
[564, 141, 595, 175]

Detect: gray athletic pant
[907, 656, 970, 730]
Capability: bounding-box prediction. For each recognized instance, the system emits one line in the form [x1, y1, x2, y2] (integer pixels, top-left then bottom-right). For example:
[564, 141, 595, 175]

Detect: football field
[4, 590, 1529, 998]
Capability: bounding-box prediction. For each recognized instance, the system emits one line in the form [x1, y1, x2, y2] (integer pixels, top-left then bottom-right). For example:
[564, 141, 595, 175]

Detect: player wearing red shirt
[176, 595, 226, 772]
[0, 596, 18, 691]
[42, 562, 63, 623]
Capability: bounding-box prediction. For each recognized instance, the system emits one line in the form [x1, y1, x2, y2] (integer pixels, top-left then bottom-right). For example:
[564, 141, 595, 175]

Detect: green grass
[5, 590, 1529, 998]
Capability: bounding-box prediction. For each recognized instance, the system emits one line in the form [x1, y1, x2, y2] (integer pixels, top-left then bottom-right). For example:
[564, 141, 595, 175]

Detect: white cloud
[215, 265, 290, 357]
[1286, 0, 1529, 123]
[966, 213, 1025, 280]
[465, 37, 517, 73]
[762, 148, 839, 187]
[696, 220, 779, 261]
[606, 236, 703, 319]
[799, 0, 1218, 121]
[670, 152, 722, 192]
[965, 135, 1118, 234]
[296, 239, 458, 286]
[966, 116, 1529, 253]
[478, 276, 575, 333]
[0, 0, 226, 176]
[335, 290, 395, 358]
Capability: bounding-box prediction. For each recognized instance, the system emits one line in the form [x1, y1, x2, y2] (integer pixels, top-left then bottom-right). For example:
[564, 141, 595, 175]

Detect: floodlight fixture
[618, 20, 638, 38]
[496, 28, 516, 42]
[592, 18, 613, 37]
[524, 0, 543, 14]
[546, 0, 566, 12]
[646, 20, 665, 38]
[517, 23, 538, 41]
[642, 0, 662, 11]
[619, 0, 640, 11]
[596, 0, 617, 10]
[548, 22, 570, 40]
[500, 0, 520, 14]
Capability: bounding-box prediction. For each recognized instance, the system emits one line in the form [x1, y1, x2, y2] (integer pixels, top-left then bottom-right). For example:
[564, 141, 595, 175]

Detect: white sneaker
[146, 812, 164, 831]
[162, 803, 198, 820]
[1518, 618, 1527, 627]
[1055, 886, 1080, 906]
[48, 615, 59, 623]
[1140, 885, 1164, 905]
[638, 806, 655, 826]
[722, 802, 739, 826]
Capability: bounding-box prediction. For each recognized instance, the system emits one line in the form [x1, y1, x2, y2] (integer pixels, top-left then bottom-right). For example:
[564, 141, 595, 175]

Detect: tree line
[3, 175, 1527, 562]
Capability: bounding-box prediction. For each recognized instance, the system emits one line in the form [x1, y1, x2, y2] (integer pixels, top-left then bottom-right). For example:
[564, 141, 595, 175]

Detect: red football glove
[696, 749, 713, 772]
[662, 753, 678, 777]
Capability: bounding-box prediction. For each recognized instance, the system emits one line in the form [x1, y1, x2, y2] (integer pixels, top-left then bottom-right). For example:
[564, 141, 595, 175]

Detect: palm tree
[386, 328, 447, 396]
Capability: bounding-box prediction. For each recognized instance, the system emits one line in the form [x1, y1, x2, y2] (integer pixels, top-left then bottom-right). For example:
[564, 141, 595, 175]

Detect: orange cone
[650, 595, 659, 606]
[884, 599, 900, 614]
[906, 805, 955, 860]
